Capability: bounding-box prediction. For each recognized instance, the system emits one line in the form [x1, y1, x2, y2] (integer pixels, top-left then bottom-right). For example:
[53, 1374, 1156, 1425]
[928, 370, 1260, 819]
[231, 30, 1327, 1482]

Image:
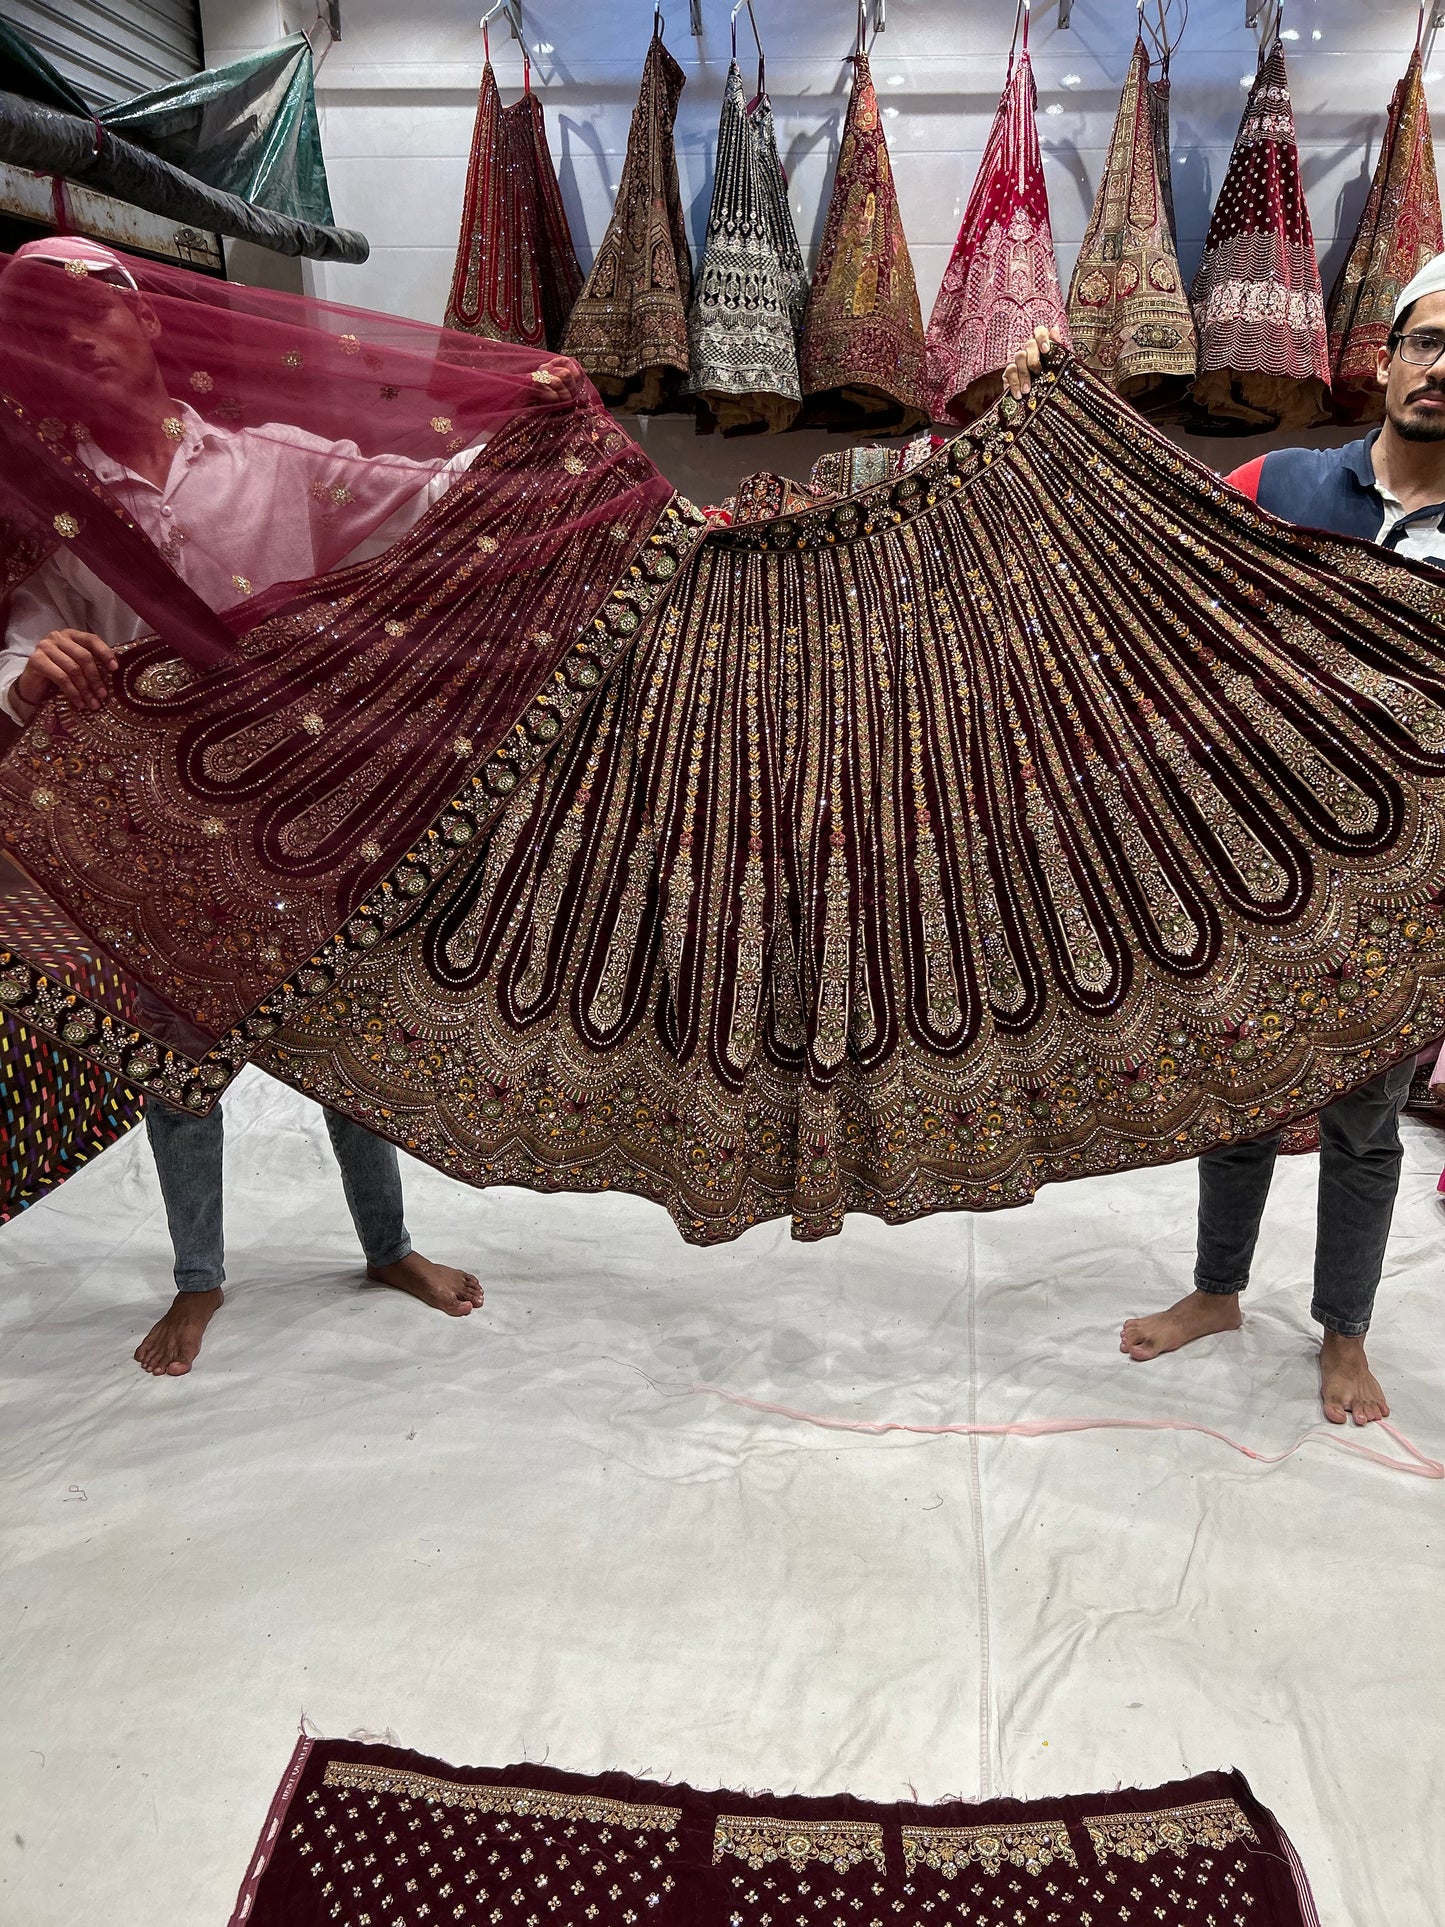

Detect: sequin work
[1326, 47, 1444, 424]
[688, 61, 806, 434]
[562, 30, 692, 411]
[1066, 37, 1196, 406]
[799, 52, 927, 431]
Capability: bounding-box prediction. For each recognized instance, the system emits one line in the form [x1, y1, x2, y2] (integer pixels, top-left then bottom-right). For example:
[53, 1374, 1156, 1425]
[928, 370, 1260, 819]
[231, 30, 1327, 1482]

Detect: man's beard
[1388, 387, 1445, 442]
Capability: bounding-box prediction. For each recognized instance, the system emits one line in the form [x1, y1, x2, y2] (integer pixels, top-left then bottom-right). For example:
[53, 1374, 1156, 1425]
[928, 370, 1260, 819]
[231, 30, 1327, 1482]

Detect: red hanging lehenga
[1189, 38, 1330, 430]
[925, 7, 1069, 426]
[6, 252, 1445, 1244]
[444, 45, 582, 351]
[798, 37, 927, 432]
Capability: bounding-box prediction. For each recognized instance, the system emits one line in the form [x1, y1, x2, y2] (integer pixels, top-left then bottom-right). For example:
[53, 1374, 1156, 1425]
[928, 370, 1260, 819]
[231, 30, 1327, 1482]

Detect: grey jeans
[145, 1101, 412, 1293]
[1194, 1055, 1415, 1337]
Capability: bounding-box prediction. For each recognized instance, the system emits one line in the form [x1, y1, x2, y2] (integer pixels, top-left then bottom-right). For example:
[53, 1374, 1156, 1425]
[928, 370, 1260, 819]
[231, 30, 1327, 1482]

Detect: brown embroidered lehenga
[561, 25, 692, 411]
[1326, 43, 1444, 424]
[7, 256, 1445, 1245]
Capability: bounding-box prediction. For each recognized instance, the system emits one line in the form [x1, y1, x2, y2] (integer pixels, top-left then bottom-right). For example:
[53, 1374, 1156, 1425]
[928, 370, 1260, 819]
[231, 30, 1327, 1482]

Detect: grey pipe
[0, 89, 369, 264]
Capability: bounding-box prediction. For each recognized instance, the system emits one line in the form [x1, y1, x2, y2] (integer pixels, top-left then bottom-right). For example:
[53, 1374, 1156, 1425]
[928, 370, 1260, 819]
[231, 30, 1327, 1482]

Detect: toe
[1323, 1400, 1346, 1425]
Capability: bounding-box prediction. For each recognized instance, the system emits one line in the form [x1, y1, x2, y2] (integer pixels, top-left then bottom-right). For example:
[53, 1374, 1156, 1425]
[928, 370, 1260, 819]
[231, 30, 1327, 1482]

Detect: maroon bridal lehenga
[7, 252, 1445, 1244]
[444, 46, 583, 350]
[1189, 38, 1330, 430]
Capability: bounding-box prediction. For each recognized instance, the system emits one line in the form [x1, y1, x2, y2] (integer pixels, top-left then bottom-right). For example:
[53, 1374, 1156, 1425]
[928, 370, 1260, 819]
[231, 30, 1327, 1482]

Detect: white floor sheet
[1, 1068, 1441, 1926]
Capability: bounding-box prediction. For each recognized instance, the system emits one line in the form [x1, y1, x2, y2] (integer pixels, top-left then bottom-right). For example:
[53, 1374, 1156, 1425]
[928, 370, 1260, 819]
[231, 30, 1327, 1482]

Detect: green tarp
[0, 15, 333, 227]
[98, 33, 333, 227]
[0, 20, 91, 118]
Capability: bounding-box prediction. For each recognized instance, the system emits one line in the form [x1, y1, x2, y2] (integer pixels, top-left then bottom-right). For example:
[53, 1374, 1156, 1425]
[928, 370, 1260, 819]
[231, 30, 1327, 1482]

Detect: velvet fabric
[9, 312, 1445, 1244]
[1326, 47, 1444, 424]
[229, 1737, 1322, 1927]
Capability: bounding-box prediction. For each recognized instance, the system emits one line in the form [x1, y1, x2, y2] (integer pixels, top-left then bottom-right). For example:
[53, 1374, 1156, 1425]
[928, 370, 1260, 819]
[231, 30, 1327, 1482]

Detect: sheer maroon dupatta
[0, 250, 695, 1108]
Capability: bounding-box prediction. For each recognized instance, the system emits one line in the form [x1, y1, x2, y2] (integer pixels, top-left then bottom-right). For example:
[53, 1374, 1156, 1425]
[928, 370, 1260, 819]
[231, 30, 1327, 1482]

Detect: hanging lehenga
[561, 23, 692, 411]
[8, 253, 1445, 1245]
[444, 38, 582, 351]
[1189, 38, 1330, 431]
[926, 6, 1070, 426]
[687, 20, 807, 435]
[1327, 42, 1443, 424]
[798, 29, 927, 432]
[1066, 35, 1195, 409]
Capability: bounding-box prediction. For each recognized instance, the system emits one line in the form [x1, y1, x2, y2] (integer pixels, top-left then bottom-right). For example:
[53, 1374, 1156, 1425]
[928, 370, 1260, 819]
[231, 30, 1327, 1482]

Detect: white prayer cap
[1394, 251, 1445, 325]
[9, 235, 139, 288]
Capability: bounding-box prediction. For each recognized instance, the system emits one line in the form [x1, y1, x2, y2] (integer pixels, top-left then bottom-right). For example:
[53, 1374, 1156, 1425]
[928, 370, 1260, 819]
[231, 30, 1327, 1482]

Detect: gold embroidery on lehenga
[321, 1762, 680, 1832]
[712, 1815, 886, 1873]
[1083, 1798, 1257, 1864]
[901, 1820, 1077, 1878]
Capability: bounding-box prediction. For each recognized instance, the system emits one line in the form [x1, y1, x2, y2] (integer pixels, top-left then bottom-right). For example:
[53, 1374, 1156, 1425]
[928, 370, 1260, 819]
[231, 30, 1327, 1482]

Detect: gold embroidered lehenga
[8, 253, 1445, 1245]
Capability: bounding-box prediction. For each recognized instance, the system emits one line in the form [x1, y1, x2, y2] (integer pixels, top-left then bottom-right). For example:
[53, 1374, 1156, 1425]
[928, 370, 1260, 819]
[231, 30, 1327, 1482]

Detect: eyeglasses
[1394, 328, 1445, 367]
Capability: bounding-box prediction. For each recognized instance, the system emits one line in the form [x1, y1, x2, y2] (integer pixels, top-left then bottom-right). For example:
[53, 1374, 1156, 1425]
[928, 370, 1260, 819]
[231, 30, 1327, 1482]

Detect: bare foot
[134, 1287, 224, 1376]
[1120, 1289, 1242, 1361]
[366, 1252, 483, 1317]
[1319, 1332, 1390, 1427]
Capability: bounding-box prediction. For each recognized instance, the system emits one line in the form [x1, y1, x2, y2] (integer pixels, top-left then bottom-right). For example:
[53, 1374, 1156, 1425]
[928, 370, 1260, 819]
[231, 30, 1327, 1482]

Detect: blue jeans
[1194, 1056, 1414, 1337]
[144, 1101, 412, 1293]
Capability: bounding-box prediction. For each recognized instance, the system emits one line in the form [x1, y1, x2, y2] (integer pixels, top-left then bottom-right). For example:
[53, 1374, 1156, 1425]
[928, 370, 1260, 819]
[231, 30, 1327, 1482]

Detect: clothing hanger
[1142, 0, 1187, 71]
[1006, 0, 1030, 79]
[732, 0, 765, 99]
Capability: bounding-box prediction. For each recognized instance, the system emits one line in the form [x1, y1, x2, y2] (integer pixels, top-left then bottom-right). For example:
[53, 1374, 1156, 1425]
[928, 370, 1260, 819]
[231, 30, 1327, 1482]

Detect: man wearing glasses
[1119, 257, 1445, 1424]
[1005, 256, 1445, 1427]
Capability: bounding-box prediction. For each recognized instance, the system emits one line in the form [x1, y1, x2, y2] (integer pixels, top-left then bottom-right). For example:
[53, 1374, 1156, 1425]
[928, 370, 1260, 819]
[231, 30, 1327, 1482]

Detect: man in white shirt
[0, 237, 485, 1375]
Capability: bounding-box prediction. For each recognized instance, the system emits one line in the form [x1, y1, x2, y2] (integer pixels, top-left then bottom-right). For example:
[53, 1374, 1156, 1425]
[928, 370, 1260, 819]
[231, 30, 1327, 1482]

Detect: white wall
[200, 1, 1438, 489]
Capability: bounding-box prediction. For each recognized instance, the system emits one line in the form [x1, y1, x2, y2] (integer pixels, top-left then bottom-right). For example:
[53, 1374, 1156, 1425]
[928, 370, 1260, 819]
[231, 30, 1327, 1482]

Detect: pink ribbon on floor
[694, 1385, 1445, 1480]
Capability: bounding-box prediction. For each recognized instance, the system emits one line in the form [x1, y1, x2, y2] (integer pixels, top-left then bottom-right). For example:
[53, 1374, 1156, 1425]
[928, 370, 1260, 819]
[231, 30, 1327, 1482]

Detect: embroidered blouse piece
[1189, 39, 1330, 431]
[229, 1741, 1323, 1927]
[1327, 47, 1443, 424]
[1066, 38, 1195, 407]
[561, 30, 693, 412]
[799, 52, 928, 432]
[688, 61, 806, 434]
[926, 39, 1070, 426]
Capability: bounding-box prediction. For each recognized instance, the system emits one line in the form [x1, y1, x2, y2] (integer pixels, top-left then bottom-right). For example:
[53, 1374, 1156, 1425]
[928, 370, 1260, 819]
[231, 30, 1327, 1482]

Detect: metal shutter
[1, 1, 202, 107]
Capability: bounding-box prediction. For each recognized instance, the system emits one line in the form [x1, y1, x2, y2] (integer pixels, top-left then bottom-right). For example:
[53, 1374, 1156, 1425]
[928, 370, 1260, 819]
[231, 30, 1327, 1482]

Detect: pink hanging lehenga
[925, 2, 1069, 426]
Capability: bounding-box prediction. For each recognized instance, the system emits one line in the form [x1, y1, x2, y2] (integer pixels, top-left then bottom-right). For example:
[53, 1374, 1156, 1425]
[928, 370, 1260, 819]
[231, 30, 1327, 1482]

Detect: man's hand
[1003, 325, 1066, 400]
[14, 629, 119, 712]
[531, 354, 589, 405]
